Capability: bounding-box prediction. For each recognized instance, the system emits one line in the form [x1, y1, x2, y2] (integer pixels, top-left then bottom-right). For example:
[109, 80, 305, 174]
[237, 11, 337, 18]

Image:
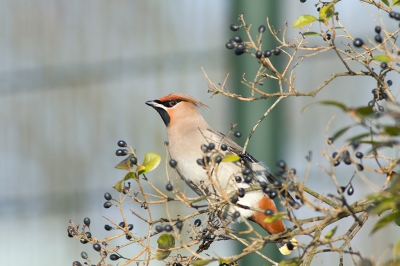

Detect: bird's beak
[145, 100, 156, 107]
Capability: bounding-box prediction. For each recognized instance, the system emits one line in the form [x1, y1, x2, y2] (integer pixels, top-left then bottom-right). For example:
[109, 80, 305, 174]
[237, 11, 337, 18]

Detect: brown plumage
[146, 93, 297, 254]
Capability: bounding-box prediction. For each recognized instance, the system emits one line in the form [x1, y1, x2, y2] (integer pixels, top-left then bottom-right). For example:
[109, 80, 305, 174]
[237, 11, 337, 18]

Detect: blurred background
[1, 1, 399, 265]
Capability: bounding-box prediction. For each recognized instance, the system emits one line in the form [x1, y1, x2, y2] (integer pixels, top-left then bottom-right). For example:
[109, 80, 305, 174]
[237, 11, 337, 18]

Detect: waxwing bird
[146, 93, 297, 255]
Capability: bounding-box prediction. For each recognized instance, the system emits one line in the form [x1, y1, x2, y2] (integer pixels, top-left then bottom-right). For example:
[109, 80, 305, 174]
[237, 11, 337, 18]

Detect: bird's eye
[168, 100, 177, 107]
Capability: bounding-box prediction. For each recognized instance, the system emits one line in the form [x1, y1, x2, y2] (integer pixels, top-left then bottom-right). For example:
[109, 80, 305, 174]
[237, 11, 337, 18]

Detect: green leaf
[394, 0, 400, 6]
[218, 260, 237, 266]
[155, 234, 175, 260]
[371, 198, 395, 216]
[381, 0, 389, 6]
[319, 3, 335, 21]
[123, 171, 137, 181]
[279, 258, 302, 266]
[348, 133, 372, 144]
[371, 211, 399, 234]
[372, 55, 391, 63]
[383, 126, 400, 136]
[354, 106, 375, 117]
[394, 238, 400, 258]
[264, 212, 285, 223]
[302, 100, 349, 113]
[324, 226, 338, 240]
[192, 260, 212, 266]
[115, 155, 135, 170]
[302, 32, 321, 37]
[331, 126, 352, 141]
[114, 180, 124, 192]
[138, 152, 161, 175]
[222, 153, 240, 162]
[293, 15, 318, 28]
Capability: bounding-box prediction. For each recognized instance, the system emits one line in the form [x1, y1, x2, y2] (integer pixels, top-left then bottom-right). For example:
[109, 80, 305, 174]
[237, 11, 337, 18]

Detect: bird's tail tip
[277, 238, 298, 255]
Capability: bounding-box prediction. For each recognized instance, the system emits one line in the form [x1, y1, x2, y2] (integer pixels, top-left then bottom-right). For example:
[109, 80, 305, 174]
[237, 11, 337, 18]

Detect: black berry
[264, 209, 274, 215]
[258, 25, 266, 33]
[155, 225, 164, 233]
[196, 158, 204, 166]
[381, 62, 388, 69]
[215, 155, 222, 164]
[117, 140, 127, 147]
[176, 221, 183, 230]
[104, 224, 112, 231]
[93, 243, 101, 252]
[208, 142, 215, 150]
[234, 131, 242, 138]
[103, 201, 112, 209]
[344, 158, 352, 165]
[375, 35, 382, 43]
[225, 42, 235, 49]
[85, 232, 92, 239]
[119, 222, 125, 228]
[276, 159, 286, 169]
[355, 152, 363, 159]
[242, 168, 251, 175]
[232, 36, 243, 43]
[338, 186, 346, 193]
[169, 159, 177, 168]
[375, 26, 382, 34]
[368, 100, 375, 107]
[238, 188, 245, 197]
[230, 24, 239, 31]
[268, 190, 277, 199]
[234, 211, 241, 218]
[347, 185, 354, 195]
[273, 48, 281, 55]
[334, 160, 340, 167]
[235, 176, 242, 183]
[164, 225, 173, 232]
[387, 80, 393, 86]
[104, 192, 112, 201]
[264, 50, 272, 57]
[235, 48, 245, 56]
[273, 180, 282, 187]
[255, 51, 263, 58]
[130, 156, 137, 165]
[166, 182, 173, 191]
[128, 224, 134, 231]
[221, 144, 228, 151]
[72, 261, 82, 266]
[327, 137, 334, 144]
[194, 219, 201, 227]
[110, 254, 120, 261]
[83, 217, 91, 227]
[353, 38, 364, 47]
[81, 251, 88, 260]
[231, 194, 239, 204]
[115, 149, 128, 156]
[357, 164, 364, 171]
[201, 144, 209, 153]
[244, 175, 253, 183]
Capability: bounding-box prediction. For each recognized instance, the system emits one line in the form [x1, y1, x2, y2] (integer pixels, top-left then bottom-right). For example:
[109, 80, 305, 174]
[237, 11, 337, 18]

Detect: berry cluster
[328, 140, 365, 196]
[368, 80, 392, 112]
[226, 24, 282, 59]
[69, 213, 133, 265]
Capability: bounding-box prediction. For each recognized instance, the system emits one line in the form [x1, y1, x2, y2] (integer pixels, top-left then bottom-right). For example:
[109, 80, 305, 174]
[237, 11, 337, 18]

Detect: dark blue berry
[353, 38, 364, 47]
[230, 24, 239, 31]
[117, 140, 127, 147]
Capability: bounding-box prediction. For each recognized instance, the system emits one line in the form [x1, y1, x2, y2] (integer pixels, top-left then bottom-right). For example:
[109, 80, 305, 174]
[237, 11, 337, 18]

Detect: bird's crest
[158, 93, 209, 109]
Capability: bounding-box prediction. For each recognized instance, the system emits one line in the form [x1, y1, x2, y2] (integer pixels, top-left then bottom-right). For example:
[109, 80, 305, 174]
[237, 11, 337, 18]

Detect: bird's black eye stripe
[155, 99, 182, 108]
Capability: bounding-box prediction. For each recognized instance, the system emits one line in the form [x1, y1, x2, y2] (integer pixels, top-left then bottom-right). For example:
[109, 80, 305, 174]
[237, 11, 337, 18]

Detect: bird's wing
[206, 128, 298, 209]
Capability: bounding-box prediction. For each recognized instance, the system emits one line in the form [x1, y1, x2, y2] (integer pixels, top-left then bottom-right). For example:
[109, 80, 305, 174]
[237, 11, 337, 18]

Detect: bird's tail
[276, 238, 298, 255]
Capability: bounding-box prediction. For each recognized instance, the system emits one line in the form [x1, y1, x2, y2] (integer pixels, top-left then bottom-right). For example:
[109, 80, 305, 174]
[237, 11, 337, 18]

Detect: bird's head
[146, 93, 209, 127]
